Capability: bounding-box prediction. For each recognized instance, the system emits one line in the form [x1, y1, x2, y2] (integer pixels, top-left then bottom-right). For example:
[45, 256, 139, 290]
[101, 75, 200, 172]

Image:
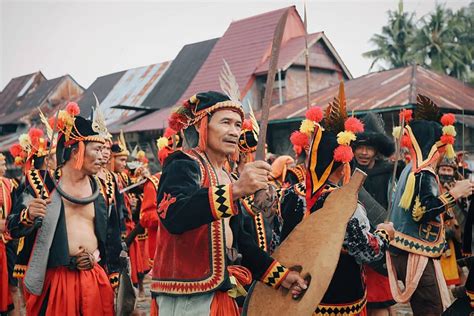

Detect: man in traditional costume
[281, 83, 394, 315]
[151, 91, 307, 315]
[351, 113, 397, 315]
[0, 153, 18, 315]
[110, 134, 146, 295]
[387, 96, 474, 315]
[6, 103, 122, 315]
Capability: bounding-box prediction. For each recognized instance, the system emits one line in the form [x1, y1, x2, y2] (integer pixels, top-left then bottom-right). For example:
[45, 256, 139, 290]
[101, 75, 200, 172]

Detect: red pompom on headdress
[66, 102, 80, 116]
[9, 143, 23, 157]
[163, 127, 176, 138]
[440, 113, 455, 126]
[242, 119, 253, 131]
[28, 128, 44, 148]
[333, 145, 354, 163]
[440, 134, 455, 145]
[290, 131, 309, 148]
[401, 134, 412, 148]
[305, 106, 324, 123]
[344, 117, 364, 133]
[168, 112, 187, 132]
[399, 109, 413, 123]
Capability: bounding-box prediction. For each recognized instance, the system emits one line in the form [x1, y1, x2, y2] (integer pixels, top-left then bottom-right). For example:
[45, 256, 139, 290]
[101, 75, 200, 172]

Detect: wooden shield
[245, 169, 366, 316]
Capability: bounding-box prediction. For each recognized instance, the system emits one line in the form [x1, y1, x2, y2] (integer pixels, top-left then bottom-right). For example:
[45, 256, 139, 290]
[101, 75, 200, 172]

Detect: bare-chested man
[7, 108, 122, 316]
[151, 91, 307, 315]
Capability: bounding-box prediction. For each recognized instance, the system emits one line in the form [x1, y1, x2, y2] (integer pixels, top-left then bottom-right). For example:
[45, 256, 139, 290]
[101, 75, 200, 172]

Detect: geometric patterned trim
[467, 290, 474, 308]
[241, 196, 256, 217]
[391, 230, 446, 258]
[20, 209, 34, 227]
[209, 184, 238, 220]
[261, 260, 289, 289]
[294, 182, 306, 197]
[27, 169, 50, 199]
[254, 213, 267, 252]
[151, 220, 227, 295]
[13, 264, 27, 279]
[147, 174, 160, 190]
[374, 229, 390, 245]
[288, 165, 306, 183]
[314, 291, 367, 315]
[439, 192, 455, 208]
[109, 272, 120, 289]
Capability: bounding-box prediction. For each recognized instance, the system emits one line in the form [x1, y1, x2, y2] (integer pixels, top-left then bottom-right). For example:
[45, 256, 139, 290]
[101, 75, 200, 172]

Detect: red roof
[266, 65, 474, 121]
[181, 6, 305, 100]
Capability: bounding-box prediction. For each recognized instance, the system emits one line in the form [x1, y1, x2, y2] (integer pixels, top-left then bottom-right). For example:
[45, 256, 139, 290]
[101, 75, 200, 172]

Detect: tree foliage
[364, 1, 473, 83]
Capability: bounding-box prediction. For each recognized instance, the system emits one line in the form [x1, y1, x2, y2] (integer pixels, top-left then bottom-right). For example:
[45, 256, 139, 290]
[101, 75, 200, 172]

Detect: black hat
[353, 113, 394, 157]
[168, 91, 244, 132]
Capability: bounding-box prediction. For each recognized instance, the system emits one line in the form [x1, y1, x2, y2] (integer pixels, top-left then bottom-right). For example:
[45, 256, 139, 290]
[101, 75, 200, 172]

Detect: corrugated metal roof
[119, 107, 173, 133]
[253, 32, 351, 78]
[78, 70, 126, 118]
[142, 38, 219, 110]
[0, 72, 46, 114]
[100, 62, 170, 125]
[181, 6, 305, 100]
[265, 65, 474, 121]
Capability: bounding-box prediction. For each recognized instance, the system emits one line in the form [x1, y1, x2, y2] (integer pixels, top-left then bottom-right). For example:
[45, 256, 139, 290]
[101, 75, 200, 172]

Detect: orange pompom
[242, 119, 253, 131]
[66, 102, 80, 116]
[401, 135, 412, 148]
[333, 145, 354, 163]
[28, 128, 44, 147]
[9, 143, 23, 157]
[158, 148, 171, 166]
[290, 131, 309, 148]
[441, 134, 455, 145]
[440, 113, 455, 126]
[344, 117, 364, 133]
[305, 106, 323, 123]
[293, 145, 303, 156]
[399, 109, 413, 123]
[168, 112, 187, 132]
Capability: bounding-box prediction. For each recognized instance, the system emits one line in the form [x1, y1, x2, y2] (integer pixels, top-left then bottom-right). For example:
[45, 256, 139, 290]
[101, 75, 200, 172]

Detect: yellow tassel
[73, 141, 85, 170]
[446, 144, 455, 159]
[399, 171, 416, 209]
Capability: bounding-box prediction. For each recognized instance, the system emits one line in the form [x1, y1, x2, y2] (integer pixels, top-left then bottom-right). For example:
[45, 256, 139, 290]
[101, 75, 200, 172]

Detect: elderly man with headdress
[280, 83, 395, 315]
[6, 102, 122, 315]
[151, 91, 307, 315]
[387, 96, 474, 315]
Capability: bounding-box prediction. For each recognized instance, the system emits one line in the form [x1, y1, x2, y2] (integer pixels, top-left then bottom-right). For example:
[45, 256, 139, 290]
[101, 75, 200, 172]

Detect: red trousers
[0, 242, 13, 313]
[26, 264, 114, 316]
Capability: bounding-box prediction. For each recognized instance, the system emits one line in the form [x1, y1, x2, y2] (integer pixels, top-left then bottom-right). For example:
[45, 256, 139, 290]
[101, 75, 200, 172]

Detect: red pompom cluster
[305, 106, 323, 123]
[401, 135, 412, 148]
[399, 109, 413, 123]
[49, 116, 65, 130]
[242, 119, 252, 131]
[28, 128, 44, 147]
[9, 143, 23, 157]
[440, 113, 455, 126]
[290, 131, 309, 148]
[66, 102, 80, 116]
[441, 134, 455, 145]
[344, 117, 364, 133]
[163, 127, 176, 138]
[168, 112, 188, 132]
[158, 148, 172, 165]
[333, 145, 354, 163]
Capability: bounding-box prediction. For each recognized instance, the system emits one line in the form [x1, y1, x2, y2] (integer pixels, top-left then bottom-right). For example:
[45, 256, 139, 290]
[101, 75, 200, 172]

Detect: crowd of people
[0, 84, 473, 316]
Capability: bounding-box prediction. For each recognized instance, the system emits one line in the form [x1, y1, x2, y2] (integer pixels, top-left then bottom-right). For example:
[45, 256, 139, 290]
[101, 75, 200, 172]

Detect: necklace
[56, 176, 100, 205]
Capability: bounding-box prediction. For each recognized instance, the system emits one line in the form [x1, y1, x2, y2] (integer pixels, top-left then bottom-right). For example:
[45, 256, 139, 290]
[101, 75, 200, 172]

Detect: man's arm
[139, 180, 159, 230]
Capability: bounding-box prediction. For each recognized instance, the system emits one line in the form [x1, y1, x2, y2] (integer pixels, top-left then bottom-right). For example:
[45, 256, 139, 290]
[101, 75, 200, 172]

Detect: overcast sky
[0, 0, 470, 90]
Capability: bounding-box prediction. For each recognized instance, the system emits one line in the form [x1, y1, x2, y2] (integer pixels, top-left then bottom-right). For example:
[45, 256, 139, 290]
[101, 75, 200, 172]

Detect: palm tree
[413, 4, 472, 82]
[363, 0, 417, 71]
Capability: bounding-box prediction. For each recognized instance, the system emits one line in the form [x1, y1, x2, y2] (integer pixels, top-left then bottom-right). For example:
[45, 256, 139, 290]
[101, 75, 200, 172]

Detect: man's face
[81, 142, 104, 175]
[114, 155, 128, 173]
[354, 145, 377, 167]
[206, 110, 242, 157]
[101, 142, 111, 165]
[0, 160, 6, 177]
[438, 166, 455, 177]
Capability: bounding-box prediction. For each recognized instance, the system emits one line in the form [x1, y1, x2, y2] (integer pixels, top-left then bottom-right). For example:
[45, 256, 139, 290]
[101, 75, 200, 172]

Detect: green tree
[363, 1, 417, 71]
[413, 4, 473, 82]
